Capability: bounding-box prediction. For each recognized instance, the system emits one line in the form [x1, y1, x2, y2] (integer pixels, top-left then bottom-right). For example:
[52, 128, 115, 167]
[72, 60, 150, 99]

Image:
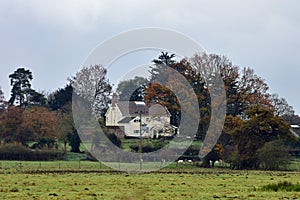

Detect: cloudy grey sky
[0, 0, 299, 114]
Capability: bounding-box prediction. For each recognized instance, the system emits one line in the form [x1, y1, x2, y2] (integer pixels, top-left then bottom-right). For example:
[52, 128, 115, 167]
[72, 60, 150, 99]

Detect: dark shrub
[85, 151, 98, 161]
[257, 140, 291, 170]
[31, 138, 56, 149]
[261, 181, 300, 192]
[183, 145, 200, 156]
[106, 133, 121, 147]
[129, 140, 168, 153]
[0, 143, 64, 161]
[129, 142, 154, 153]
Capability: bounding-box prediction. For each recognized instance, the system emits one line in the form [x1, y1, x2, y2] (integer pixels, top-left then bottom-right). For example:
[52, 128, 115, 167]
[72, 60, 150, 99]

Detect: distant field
[2, 155, 299, 172]
[0, 161, 300, 199]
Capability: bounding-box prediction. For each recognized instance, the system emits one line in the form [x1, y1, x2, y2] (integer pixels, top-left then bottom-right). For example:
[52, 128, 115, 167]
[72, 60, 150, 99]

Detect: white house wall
[127, 116, 147, 137]
[124, 116, 171, 138]
[105, 106, 123, 126]
[119, 123, 131, 136]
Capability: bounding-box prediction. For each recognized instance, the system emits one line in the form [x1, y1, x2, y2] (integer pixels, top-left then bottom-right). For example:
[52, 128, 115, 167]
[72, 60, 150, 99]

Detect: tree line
[117, 52, 300, 170]
[0, 66, 111, 155]
[0, 52, 300, 169]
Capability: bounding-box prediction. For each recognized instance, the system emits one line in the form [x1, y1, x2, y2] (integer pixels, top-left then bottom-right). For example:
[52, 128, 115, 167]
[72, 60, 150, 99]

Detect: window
[142, 124, 147, 131]
[134, 130, 140, 134]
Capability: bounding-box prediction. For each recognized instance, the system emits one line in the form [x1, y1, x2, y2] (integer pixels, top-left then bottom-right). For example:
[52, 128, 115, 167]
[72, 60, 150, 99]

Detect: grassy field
[0, 161, 300, 199]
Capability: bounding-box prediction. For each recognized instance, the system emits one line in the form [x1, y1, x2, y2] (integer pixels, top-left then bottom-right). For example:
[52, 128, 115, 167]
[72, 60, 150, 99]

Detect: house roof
[291, 125, 300, 129]
[116, 101, 170, 117]
[116, 101, 148, 116]
[149, 104, 171, 117]
[118, 117, 134, 124]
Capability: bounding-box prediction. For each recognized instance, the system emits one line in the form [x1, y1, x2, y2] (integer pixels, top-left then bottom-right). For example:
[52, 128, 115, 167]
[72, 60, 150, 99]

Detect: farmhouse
[105, 93, 177, 139]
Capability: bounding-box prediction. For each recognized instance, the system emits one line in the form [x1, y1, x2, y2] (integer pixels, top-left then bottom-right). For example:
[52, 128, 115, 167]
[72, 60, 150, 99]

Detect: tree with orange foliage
[22, 106, 59, 147]
[145, 53, 209, 136]
[0, 106, 25, 144]
[0, 105, 60, 147]
[230, 105, 293, 169]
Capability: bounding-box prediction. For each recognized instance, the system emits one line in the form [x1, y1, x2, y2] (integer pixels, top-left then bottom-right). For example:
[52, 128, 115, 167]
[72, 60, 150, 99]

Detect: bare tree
[238, 67, 270, 106]
[191, 54, 271, 117]
[0, 86, 6, 113]
[70, 65, 112, 117]
[269, 93, 294, 117]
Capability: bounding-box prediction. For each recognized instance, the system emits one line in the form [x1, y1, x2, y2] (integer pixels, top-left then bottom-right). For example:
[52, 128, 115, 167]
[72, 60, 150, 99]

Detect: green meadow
[1, 161, 300, 200]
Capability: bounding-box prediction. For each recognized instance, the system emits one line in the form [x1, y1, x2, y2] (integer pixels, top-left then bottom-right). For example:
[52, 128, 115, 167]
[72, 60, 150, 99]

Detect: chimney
[111, 93, 118, 107]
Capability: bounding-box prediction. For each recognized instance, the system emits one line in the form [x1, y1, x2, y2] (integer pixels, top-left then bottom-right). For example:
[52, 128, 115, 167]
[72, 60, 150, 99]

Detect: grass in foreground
[0, 161, 300, 200]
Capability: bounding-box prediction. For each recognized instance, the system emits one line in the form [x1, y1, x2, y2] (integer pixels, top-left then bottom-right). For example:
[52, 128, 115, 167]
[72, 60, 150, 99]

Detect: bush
[0, 143, 28, 160]
[129, 140, 168, 153]
[31, 138, 57, 149]
[223, 147, 242, 170]
[257, 140, 291, 170]
[261, 181, 300, 192]
[129, 143, 154, 153]
[85, 151, 98, 161]
[0, 143, 64, 161]
[106, 133, 121, 147]
[183, 145, 201, 156]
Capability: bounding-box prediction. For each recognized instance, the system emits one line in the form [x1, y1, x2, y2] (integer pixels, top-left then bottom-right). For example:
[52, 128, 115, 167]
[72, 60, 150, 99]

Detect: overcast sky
[0, 0, 299, 114]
